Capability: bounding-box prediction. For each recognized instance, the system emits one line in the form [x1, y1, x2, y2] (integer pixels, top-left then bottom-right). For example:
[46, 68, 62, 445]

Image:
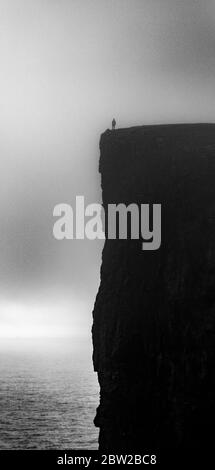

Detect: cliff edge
[92, 124, 215, 450]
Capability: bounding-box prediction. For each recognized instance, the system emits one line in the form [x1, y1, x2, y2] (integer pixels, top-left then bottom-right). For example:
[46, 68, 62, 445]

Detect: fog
[1, 0, 215, 338]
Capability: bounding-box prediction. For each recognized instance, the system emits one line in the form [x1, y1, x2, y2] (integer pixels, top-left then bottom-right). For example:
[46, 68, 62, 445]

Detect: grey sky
[1, 0, 215, 337]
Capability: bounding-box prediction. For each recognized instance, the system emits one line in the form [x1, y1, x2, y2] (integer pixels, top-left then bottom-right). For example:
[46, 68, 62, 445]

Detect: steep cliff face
[92, 124, 215, 450]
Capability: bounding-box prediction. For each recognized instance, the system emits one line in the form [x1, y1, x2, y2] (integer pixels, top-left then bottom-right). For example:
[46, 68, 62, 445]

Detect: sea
[0, 337, 99, 450]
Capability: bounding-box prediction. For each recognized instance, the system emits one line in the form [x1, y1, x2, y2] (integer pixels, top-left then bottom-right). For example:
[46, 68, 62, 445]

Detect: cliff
[92, 124, 215, 450]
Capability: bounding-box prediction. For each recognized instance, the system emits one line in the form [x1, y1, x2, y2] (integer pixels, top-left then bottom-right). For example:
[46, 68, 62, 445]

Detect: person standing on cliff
[112, 118, 116, 130]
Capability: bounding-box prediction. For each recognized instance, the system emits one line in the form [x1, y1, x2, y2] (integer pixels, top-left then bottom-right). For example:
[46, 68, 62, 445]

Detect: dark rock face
[92, 124, 215, 450]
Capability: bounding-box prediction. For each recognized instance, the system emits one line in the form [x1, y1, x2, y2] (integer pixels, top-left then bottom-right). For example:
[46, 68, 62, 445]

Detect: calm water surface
[0, 338, 99, 449]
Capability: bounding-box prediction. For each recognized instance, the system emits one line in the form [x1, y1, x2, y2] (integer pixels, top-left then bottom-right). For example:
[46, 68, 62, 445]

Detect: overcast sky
[1, 0, 215, 338]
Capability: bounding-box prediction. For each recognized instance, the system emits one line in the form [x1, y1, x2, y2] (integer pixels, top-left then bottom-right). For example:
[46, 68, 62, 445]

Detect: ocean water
[0, 338, 99, 449]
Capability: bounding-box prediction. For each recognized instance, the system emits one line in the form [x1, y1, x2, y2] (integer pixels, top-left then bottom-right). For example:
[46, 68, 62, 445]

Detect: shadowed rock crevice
[92, 124, 215, 450]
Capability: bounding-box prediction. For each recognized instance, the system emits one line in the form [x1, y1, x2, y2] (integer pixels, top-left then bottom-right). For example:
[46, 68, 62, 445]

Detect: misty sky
[1, 0, 215, 338]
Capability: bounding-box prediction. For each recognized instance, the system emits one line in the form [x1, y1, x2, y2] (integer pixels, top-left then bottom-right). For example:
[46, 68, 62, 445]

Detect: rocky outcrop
[92, 124, 215, 450]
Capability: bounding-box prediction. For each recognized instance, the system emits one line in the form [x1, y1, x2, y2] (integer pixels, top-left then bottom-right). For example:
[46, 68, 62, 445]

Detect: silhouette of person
[112, 118, 116, 130]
